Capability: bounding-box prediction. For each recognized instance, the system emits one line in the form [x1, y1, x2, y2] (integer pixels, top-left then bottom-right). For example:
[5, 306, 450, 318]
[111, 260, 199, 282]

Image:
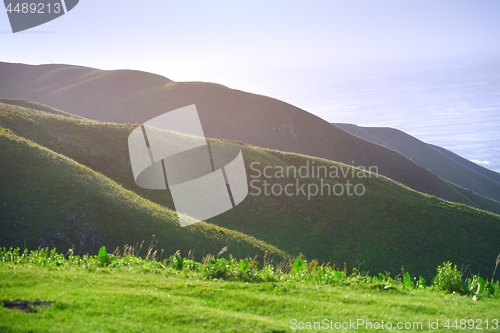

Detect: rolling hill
[0, 125, 287, 262]
[1, 101, 499, 280]
[1, 62, 499, 215]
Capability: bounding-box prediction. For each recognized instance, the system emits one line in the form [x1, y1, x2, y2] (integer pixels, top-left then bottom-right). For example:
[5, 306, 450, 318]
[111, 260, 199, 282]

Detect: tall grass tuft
[492, 254, 500, 281]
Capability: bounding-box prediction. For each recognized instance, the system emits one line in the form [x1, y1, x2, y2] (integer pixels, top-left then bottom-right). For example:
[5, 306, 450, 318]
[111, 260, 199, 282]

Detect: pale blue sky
[1, 0, 499, 85]
[1, 0, 500, 171]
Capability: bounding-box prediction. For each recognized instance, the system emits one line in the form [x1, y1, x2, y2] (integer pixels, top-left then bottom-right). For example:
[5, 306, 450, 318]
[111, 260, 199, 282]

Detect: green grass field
[0, 248, 499, 333]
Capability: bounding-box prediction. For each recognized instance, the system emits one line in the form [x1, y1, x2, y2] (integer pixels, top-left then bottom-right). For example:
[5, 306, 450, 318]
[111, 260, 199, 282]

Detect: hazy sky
[1, 0, 499, 85]
[2, 1, 500, 171]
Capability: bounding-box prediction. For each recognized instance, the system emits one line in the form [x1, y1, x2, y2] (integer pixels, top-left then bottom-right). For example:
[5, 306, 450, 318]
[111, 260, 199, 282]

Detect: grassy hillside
[1, 102, 499, 280]
[2, 62, 498, 209]
[221, 149, 500, 280]
[335, 123, 500, 202]
[1, 99, 499, 217]
[0, 127, 287, 262]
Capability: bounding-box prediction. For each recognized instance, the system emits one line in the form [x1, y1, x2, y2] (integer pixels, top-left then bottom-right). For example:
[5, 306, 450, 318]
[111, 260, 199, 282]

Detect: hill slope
[334, 123, 500, 202]
[1, 62, 499, 211]
[3, 100, 500, 216]
[1, 102, 499, 279]
[0, 127, 287, 261]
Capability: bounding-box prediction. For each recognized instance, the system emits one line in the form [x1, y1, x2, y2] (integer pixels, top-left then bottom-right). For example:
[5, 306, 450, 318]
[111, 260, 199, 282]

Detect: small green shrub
[415, 276, 427, 289]
[98, 246, 111, 266]
[403, 272, 413, 289]
[292, 254, 306, 275]
[486, 281, 500, 298]
[467, 275, 486, 296]
[465, 275, 500, 298]
[203, 257, 231, 280]
[183, 258, 200, 271]
[169, 252, 183, 270]
[433, 261, 465, 294]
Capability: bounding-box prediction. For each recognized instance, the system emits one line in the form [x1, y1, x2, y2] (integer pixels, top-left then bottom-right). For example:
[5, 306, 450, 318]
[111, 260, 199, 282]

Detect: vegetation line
[1, 247, 499, 299]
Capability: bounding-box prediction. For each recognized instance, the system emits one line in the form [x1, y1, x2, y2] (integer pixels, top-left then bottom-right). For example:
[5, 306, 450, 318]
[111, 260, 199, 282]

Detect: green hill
[1, 62, 499, 212]
[2, 99, 499, 218]
[0, 127, 287, 262]
[1, 102, 499, 280]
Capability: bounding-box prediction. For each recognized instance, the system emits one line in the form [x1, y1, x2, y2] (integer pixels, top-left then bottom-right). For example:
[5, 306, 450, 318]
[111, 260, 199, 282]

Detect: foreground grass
[1, 265, 499, 332]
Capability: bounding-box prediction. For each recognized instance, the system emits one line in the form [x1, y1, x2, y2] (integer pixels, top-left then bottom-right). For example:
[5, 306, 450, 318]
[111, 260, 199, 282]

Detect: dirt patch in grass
[2, 300, 53, 313]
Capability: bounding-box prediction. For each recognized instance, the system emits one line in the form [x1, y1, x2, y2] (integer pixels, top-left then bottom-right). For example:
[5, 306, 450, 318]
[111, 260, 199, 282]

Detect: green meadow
[0, 247, 499, 333]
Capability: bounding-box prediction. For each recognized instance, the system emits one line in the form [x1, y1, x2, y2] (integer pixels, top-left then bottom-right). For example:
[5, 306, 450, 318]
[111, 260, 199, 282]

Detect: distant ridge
[334, 123, 500, 202]
[429, 143, 500, 184]
[1, 62, 499, 213]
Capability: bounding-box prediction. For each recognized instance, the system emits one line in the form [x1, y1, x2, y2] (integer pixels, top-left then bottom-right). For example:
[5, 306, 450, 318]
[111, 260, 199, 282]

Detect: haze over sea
[205, 55, 500, 173]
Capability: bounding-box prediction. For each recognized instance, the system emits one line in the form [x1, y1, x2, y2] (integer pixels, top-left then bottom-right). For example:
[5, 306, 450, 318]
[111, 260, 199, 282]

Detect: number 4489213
[443, 319, 499, 330]
[5, 2, 62, 14]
